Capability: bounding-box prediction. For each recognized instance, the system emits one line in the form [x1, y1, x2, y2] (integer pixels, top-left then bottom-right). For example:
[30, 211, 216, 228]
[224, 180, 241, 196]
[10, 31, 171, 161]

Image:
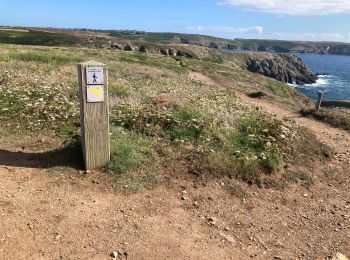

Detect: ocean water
[295, 53, 350, 100]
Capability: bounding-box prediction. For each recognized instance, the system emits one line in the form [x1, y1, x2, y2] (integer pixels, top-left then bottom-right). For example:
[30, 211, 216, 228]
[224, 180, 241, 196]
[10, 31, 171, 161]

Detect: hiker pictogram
[92, 73, 98, 83]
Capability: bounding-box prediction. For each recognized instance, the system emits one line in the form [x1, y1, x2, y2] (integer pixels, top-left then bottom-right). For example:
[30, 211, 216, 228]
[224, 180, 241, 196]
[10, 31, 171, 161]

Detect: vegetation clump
[0, 44, 330, 194]
[301, 107, 350, 131]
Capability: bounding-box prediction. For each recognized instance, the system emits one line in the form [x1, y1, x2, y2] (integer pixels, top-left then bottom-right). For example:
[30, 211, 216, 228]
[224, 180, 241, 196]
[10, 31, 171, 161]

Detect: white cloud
[272, 32, 350, 42]
[186, 25, 264, 34]
[218, 0, 350, 15]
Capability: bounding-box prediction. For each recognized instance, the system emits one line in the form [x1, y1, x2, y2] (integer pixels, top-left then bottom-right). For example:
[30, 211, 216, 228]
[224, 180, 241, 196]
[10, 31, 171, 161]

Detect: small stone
[27, 223, 33, 230]
[219, 232, 236, 244]
[329, 253, 349, 260]
[110, 251, 118, 258]
[303, 193, 308, 198]
[181, 190, 187, 194]
[224, 227, 230, 231]
[193, 201, 199, 207]
[208, 217, 217, 226]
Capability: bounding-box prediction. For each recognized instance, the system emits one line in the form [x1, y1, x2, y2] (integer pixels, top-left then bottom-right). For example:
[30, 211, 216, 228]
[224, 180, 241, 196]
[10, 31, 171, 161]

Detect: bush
[111, 106, 205, 141]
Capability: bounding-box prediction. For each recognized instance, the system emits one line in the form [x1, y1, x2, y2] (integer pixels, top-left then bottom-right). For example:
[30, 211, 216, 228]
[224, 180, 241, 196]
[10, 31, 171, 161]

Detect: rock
[123, 44, 133, 51]
[138, 45, 147, 53]
[181, 196, 188, 201]
[246, 54, 317, 85]
[193, 201, 199, 207]
[208, 42, 219, 49]
[208, 217, 217, 226]
[27, 223, 33, 230]
[219, 232, 236, 244]
[327, 253, 349, 260]
[110, 251, 119, 258]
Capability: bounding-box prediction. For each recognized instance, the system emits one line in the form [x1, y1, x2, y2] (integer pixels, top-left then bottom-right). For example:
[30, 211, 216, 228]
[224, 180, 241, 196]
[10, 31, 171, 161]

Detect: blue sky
[1, 0, 350, 42]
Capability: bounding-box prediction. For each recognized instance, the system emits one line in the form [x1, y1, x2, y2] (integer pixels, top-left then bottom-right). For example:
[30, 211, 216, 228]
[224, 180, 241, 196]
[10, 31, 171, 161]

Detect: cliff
[243, 53, 317, 85]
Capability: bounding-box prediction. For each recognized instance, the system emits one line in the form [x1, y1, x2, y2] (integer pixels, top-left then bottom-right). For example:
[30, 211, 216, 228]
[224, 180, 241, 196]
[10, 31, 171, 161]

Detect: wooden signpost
[77, 61, 110, 170]
[316, 91, 324, 112]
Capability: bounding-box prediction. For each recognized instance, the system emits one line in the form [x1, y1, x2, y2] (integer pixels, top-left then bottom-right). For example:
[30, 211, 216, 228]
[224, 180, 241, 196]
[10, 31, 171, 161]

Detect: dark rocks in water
[246, 54, 318, 85]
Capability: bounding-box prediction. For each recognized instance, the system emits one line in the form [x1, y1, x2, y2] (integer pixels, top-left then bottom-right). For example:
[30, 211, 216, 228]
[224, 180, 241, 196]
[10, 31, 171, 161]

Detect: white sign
[86, 67, 104, 85]
[87, 85, 104, 103]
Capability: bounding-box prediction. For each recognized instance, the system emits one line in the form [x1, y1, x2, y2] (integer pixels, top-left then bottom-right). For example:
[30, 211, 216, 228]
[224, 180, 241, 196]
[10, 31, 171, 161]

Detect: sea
[295, 53, 350, 100]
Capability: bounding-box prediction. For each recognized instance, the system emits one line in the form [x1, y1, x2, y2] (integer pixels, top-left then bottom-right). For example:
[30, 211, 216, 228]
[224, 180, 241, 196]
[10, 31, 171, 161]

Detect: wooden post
[77, 61, 110, 170]
[315, 91, 324, 112]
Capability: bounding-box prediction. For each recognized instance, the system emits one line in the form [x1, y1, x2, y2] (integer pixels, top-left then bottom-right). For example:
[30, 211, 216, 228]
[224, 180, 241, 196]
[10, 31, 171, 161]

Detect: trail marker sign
[86, 67, 104, 85]
[86, 85, 104, 103]
[78, 61, 110, 170]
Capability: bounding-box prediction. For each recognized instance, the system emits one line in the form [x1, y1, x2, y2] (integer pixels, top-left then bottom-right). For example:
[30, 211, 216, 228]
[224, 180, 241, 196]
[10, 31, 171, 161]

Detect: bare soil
[1, 73, 350, 260]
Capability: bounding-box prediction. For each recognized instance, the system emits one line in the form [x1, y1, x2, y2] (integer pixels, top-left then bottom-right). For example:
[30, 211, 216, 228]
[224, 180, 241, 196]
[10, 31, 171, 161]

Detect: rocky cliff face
[246, 54, 317, 85]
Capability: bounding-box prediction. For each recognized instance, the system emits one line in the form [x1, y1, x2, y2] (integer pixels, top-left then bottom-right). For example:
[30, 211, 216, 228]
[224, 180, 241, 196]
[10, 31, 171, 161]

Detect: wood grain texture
[78, 61, 110, 170]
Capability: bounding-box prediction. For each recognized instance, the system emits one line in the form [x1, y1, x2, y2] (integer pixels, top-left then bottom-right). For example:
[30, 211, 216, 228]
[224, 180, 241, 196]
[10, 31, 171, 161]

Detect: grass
[198, 111, 284, 184]
[226, 182, 249, 200]
[108, 127, 158, 174]
[0, 29, 81, 46]
[9, 51, 83, 64]
[109, 82, 131, 98]
[107, 127, 163, 194]
[0, 43, 332, 195]
[301, 107, 350, 131]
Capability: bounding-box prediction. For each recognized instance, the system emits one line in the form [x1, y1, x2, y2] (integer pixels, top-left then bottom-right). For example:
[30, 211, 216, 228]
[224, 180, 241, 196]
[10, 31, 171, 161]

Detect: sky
[1, 0, 350, 42]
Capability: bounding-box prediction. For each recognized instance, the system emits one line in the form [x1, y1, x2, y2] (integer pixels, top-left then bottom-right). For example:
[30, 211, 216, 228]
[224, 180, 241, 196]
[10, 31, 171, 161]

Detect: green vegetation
[1, 27, 350, 56]
[0, 29, 80, 46]
[301, 107, 350, 131]
[226, 182, 249, 200]
[8, 51, 82, 64]
[109, 82, 131, 98]
[0, 43, 331, 195]
[108, 127, 162, 194]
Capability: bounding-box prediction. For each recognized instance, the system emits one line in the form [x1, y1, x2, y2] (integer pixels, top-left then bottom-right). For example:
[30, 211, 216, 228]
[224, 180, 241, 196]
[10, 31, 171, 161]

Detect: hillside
[0, 26, 350, 259]
[0, 26, 318, 86]
[1, 40, 350, 259]
[1, 26, 350, 55]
